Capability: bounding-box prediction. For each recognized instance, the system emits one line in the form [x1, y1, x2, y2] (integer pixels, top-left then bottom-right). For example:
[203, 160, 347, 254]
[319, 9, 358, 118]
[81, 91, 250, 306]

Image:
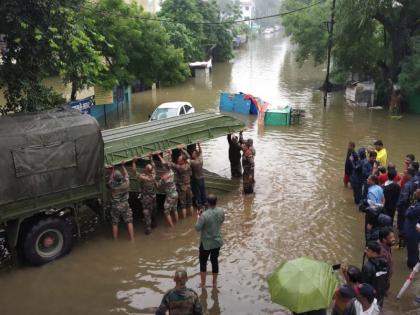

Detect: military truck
[0, 107, 244, 265]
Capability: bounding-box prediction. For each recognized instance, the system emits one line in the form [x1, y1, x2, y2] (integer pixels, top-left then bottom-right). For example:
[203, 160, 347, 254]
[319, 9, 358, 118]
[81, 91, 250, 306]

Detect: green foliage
[0, 0, 87, 112]
[87, 0, 190, 88]
[399, 37, 420, 96]
[59, 4, 106, 100]
[281, 0, 330, 65]
[280, 0, 420, 107]
[161, 22, 203, 62]
[0, 0, 190, 113]
[160, 0, 234, 62]
[332, 6, 385, 82]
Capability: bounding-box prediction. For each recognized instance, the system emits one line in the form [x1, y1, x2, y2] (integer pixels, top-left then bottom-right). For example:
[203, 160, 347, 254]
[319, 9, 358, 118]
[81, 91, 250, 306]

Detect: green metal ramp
[102, 112, 245, 165]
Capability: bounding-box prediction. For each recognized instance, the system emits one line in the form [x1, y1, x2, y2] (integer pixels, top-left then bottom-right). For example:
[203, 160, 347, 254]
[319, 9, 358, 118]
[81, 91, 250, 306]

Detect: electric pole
[323, 0, 336, 107]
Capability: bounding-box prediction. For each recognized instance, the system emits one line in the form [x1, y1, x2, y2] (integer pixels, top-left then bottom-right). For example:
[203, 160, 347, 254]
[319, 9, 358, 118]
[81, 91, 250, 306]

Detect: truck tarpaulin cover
[0, 107, 103, 206]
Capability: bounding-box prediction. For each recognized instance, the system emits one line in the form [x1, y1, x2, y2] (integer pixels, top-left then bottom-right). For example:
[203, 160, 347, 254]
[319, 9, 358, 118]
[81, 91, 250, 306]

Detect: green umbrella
[268, 257, 338, 313]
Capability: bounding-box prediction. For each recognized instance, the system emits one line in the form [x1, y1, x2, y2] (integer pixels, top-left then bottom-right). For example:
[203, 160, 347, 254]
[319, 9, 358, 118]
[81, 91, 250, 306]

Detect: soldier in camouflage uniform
[158, 152, 179, 227]
[155, 268, 202, 315]
[242, 141, 255, 194]
[132, 155, 157, 235]
[169, 146, 193, 219]
[107, 162, 134, 240]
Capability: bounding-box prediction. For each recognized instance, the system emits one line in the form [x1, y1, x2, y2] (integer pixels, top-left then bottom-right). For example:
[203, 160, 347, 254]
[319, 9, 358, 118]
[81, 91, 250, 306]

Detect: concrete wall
[131, 0, 160, 13]
[0, 76, 94, 107]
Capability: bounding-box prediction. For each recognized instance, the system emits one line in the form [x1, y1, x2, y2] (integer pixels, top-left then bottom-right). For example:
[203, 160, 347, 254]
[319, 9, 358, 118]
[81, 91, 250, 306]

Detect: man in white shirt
[344, 283, 380, 315]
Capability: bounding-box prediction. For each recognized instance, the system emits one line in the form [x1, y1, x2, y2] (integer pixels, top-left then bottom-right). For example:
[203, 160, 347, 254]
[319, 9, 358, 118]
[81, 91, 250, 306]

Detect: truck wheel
[22, 217, 73, 265]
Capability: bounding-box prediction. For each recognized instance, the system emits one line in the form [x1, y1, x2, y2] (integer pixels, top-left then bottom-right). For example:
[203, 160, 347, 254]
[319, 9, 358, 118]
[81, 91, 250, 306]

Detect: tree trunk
[388, 28, 410, 82]
[70, 82, 77, 101]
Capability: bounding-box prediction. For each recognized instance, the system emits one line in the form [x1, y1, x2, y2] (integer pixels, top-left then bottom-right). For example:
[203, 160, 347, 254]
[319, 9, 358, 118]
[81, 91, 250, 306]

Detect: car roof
[157, 102, 192, 109]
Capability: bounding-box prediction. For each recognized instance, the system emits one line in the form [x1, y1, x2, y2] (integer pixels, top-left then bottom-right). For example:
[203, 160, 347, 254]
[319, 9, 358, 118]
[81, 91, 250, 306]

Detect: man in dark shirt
[155, 268, 202, 315]
[362, 242, 389, 308]
[361, 151, 378, 199]
[190, 143, 206, 210]
[378, 227, 395, 292]
[344, 141, 357, 187]
[383, 168, 401, 224]
[227, 132, 243, 177]
[404, 189, 420, 269]
[350, 148, 366, 205]
[397, 167, 416, 246]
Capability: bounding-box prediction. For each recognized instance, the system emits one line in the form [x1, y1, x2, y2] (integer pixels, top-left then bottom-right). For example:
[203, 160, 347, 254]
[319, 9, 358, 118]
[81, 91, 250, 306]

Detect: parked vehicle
[0, 108, 243, 265]
[149, 102, 195, 121]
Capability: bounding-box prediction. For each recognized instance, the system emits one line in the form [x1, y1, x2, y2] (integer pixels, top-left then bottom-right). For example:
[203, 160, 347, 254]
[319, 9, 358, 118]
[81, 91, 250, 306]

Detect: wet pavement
[1, 32, 420, 315]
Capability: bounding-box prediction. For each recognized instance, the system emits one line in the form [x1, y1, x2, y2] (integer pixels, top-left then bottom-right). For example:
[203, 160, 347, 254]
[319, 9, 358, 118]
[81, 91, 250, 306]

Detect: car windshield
[150, 108, 178, 120]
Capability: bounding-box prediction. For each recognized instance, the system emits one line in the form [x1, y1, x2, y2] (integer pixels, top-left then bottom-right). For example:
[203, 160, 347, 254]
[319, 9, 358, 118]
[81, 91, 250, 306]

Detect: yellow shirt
[376, 148, 388, 166]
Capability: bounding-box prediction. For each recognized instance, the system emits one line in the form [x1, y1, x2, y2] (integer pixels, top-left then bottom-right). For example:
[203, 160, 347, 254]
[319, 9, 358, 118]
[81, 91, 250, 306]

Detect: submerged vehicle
[149, 101, 195, 121]
[0, 108, 244, 265]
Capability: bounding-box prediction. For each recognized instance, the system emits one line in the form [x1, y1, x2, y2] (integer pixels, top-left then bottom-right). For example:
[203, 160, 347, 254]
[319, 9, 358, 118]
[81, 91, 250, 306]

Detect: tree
[59, 4, 106, 101]
[159, 0, 205, 61]
[200, 0, 234, 62]
[338, 0, 420, 84]
[0, 0, 94, 112]
[281, 0, 330, 65]
[86, 0, 190, 88]
[282, 0, 420, 106]
[0, 0, 190, 113]
[399, 37, 420, 96]
[280, 0, 420, 106]
[160, 0, 234, 62]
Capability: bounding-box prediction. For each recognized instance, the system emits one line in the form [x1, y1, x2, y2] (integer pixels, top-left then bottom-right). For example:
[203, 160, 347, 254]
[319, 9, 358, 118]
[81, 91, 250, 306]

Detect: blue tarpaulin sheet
[219, 92, 258, 115]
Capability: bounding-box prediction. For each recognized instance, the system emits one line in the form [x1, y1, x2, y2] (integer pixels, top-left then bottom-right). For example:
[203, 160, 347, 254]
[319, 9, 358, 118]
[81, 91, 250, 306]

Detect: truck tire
[22, 217, 73, 266]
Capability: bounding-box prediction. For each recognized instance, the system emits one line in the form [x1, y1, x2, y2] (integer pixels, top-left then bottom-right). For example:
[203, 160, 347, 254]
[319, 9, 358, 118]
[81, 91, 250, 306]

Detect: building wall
[132, 0, 160, 13]
[239, 0, 255, 26]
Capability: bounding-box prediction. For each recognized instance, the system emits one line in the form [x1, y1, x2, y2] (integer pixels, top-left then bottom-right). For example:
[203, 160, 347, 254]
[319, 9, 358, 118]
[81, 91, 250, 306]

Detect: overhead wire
[78, 0, 326, 25]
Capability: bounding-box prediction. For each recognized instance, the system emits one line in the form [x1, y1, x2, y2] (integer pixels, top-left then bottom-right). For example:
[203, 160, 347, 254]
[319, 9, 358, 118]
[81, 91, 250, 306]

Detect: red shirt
[378, 173, 401, 185]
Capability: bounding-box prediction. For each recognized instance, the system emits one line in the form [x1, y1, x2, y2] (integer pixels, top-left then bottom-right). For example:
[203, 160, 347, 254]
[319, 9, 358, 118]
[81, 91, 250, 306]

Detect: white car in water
[149, 101, 195, 121]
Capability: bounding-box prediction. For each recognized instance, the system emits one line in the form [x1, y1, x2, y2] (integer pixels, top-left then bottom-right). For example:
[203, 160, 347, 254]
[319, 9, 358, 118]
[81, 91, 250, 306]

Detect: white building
[239, 0, 255, 26]
[132, 0, 160, 13]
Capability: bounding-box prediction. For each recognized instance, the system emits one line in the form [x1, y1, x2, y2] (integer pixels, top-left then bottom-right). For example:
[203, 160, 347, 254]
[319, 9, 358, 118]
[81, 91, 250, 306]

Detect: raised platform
[102, 112, 245, 165]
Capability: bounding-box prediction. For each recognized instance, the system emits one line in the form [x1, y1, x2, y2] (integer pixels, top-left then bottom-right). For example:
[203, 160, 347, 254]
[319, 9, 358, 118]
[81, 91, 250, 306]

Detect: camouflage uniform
[242, 150, 255, 194]
[159, 169, 178, 215]
[136, 170, 157, 233]
[155, 288, 202, 315]
[108, 176, 133, 225]
[173, 162, 193, 209]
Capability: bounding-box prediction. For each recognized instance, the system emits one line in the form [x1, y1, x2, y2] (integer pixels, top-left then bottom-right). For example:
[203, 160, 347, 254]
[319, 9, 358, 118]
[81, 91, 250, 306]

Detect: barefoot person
[107, 162, 134, 240]
[195, 194, 225, 288]
[132, 155, 157, 235]
[170, 146, 194, 218]
[190, 142, 206, 211]
[158, 152, 179, 227]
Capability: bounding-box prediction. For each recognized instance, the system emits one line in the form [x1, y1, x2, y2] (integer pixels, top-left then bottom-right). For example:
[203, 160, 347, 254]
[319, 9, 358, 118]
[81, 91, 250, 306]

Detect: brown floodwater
[2, 32, 420, 315]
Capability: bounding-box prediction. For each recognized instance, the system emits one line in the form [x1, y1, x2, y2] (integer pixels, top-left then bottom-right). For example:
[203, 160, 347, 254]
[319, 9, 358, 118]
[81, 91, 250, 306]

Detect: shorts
[164, 193, 178, 215]
[178, 185, 193, 209]
[110, 202, 133, 225]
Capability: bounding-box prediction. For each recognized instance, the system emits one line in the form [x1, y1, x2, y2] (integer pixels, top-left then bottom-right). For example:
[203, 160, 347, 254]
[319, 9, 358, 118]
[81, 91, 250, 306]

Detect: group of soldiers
[106, 143, 206, 239]
[227, 131, 256, 194]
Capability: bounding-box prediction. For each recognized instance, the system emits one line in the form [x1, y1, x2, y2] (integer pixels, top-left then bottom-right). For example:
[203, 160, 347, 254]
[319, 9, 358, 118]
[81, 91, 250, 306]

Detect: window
[179, 106, 186, 115]
[184, 105, 192, 112]
[150, 108, 178, 120]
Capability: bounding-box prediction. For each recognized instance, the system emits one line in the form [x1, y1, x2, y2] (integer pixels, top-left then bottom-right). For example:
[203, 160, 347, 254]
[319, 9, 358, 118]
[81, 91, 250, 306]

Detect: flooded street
[2, 33, 420, 315]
